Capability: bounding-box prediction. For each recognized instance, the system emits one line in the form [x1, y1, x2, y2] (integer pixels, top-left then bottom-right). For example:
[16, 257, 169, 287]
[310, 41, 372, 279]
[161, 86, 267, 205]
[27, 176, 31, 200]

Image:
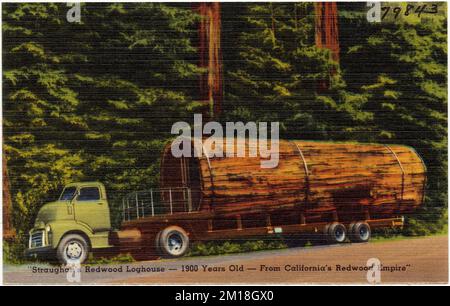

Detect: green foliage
[3, 240, 29, 265]
[3, 3, 199, 238]
[86, 253, 135, 265]
[222, 3, 369, 140]
[339, 3, 448, 232]
[188, 239, 287, 257]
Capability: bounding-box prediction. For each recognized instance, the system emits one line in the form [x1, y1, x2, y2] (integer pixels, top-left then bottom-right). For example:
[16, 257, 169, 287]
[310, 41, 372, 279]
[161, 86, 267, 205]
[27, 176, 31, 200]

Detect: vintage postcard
[1, 0, 448, 290]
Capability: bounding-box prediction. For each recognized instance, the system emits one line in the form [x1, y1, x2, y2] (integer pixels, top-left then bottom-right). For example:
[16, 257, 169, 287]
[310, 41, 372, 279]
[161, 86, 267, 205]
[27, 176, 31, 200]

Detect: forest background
[2, 2, 447, 261]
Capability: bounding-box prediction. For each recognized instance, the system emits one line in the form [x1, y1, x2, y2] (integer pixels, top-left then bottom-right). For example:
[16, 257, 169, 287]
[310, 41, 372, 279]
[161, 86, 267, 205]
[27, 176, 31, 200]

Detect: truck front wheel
[157, 226, 189, 258]
[57, 234, 90, 265]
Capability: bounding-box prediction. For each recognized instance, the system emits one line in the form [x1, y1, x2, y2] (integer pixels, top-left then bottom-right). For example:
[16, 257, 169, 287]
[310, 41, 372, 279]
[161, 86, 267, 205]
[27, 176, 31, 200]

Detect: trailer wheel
[158, 226, 189, 258]
[57, 234, 90, 265]
[350, 222, 371, 243]
[326, 223, 347, 244]
[348, 222, 357, 237]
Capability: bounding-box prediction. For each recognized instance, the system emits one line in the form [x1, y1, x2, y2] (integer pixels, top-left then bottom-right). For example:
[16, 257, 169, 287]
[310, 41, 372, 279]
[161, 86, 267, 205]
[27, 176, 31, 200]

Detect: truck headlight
[45, 225, 52, 246]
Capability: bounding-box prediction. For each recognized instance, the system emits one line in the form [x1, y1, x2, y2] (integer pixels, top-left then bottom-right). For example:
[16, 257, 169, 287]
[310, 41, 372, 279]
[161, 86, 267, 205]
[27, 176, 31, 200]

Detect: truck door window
[60, 187, 77, 201]
[77, 187, 101, 201]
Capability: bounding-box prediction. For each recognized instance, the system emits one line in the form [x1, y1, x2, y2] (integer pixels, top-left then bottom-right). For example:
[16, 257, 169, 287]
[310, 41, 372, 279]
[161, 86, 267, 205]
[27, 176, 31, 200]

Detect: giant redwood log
[161, 139, 426, 221]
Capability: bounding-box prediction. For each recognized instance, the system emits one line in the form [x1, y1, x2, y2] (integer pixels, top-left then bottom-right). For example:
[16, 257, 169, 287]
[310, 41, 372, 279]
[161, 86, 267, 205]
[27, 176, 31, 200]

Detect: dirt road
[3, 235, 448, 284]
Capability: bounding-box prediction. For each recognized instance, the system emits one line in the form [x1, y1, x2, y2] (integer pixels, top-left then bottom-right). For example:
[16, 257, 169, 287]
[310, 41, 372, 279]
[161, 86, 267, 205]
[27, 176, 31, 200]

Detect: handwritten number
[429, 4, 438, 14]
[381, 6, 390, 20]
[415, 5, 427, 18]
[379, 3, 438, 21]
[393, 7, 401, 19]
[405, 4, 414, 16]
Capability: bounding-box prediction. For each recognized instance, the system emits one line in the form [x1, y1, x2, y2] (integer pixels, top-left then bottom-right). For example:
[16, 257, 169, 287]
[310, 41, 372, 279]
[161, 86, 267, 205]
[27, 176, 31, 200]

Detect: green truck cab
[27, 181, 198, 265]
[26, 182, 112, 264]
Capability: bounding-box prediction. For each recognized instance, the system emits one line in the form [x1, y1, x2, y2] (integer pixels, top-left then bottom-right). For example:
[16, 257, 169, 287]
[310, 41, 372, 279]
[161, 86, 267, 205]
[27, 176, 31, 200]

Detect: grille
[30, 231, 45, 248]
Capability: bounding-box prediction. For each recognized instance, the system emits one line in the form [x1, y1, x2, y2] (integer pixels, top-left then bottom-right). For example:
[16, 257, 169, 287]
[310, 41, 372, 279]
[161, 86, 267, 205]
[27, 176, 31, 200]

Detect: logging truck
[26, 139, 426, 265]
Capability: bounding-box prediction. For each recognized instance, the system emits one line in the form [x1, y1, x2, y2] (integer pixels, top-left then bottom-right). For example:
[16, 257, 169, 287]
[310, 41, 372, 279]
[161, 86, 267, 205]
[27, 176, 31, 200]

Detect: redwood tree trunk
[3, 153, 15, 240]
[315, 2, 340, 90]
[197, 2, 223, 120]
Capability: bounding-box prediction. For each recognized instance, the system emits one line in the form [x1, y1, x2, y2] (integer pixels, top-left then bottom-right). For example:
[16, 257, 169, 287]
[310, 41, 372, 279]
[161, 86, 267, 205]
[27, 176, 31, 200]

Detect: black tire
[326, 222, 347, 244]
[154, 231, 162, 256]
[56, 234, 90, 265]
[348, 222, 357, 237]
[347, 222, 359, 243]
[350, 222, 371, 243]
[158, 226, 189, 258]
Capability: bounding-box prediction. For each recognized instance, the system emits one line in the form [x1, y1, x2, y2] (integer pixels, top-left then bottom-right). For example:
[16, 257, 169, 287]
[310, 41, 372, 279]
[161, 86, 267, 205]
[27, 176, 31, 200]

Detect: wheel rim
[334, 227, 346, 242]
[65, 241, 83, 260]
[359, 226, 370, 241]
[167, 233, 183, 255]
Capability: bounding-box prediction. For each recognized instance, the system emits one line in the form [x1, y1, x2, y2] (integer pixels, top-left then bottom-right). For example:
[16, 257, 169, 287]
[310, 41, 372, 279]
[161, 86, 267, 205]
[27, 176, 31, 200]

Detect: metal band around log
[291, 141, 310, 203]
[199, 140, 215, 205]
[385, 145, 405, 200]
[414, 149, 427, 205]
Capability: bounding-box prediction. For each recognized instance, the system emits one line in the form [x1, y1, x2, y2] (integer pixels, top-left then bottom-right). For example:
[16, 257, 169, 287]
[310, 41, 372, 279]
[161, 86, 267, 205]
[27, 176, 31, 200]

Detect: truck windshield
[60, 187, 77, 201]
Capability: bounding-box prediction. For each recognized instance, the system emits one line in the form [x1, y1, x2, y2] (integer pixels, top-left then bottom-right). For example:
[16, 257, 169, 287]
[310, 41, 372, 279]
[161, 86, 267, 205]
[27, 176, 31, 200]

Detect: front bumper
[24, 246, 55, 260]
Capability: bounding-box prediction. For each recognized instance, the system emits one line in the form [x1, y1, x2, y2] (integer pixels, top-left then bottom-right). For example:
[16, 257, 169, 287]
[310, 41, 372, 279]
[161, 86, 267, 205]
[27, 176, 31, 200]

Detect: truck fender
[49, 221, 93, 249]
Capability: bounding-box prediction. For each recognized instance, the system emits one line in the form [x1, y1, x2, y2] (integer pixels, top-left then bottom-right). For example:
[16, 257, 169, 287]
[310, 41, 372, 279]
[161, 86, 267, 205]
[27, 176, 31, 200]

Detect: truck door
[73, 186, 111, 232]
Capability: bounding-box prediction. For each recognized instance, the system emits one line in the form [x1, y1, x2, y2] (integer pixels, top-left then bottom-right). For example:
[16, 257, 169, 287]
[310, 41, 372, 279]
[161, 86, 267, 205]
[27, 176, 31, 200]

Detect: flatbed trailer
[114, 187, 404, 259]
